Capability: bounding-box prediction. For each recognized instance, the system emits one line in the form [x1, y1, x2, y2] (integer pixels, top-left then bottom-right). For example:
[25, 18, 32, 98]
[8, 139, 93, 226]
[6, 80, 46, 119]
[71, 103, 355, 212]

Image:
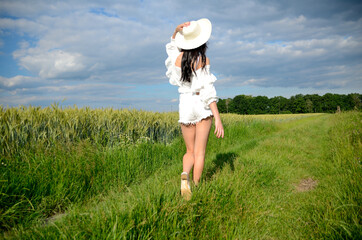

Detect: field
[0, 105, 361, 239]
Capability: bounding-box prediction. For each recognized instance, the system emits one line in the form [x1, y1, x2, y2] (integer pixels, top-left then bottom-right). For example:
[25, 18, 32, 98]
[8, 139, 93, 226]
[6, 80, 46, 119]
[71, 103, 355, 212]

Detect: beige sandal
[180, 172, 192, 200]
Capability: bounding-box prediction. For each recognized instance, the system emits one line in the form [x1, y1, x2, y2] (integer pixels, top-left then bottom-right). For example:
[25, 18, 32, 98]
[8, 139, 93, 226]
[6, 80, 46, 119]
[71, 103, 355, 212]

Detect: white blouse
[165, 37, 219, 110]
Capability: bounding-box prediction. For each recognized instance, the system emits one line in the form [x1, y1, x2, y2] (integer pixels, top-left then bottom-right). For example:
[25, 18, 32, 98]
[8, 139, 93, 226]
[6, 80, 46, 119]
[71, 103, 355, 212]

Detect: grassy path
[4, 113, 361, 239]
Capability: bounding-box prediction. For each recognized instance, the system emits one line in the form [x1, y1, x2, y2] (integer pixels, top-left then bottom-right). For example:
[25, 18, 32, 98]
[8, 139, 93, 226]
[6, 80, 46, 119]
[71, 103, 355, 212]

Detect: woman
[165, 18, 224, 200]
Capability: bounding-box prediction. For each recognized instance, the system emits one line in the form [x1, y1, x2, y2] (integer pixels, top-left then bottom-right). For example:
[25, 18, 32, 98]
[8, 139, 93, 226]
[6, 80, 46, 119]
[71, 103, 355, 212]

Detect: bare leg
[193, 117, 212, 185]
[180, 124, 196, 174]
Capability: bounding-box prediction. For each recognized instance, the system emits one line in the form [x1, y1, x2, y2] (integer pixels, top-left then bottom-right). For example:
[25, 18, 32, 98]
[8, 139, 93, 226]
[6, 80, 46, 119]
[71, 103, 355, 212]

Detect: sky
[0, 0, 361, 112]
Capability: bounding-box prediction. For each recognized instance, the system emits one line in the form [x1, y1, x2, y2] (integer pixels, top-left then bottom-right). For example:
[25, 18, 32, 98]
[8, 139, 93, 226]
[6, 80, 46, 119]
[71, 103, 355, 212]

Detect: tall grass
[311, 111, 361, 238]
[1, 106, 360, 239]
[0, 105, 263, 231]
[0, 104, 180, 156]
[0, 104, 181, 230]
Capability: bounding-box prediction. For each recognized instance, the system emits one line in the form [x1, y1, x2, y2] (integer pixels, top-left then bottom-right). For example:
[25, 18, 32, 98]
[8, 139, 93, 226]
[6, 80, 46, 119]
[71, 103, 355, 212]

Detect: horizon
[1, 91, 359, 113]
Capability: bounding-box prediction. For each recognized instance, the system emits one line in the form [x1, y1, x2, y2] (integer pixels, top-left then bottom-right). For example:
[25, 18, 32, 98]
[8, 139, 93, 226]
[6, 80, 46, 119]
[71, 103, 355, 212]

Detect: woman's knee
[194, 150, 205, 160]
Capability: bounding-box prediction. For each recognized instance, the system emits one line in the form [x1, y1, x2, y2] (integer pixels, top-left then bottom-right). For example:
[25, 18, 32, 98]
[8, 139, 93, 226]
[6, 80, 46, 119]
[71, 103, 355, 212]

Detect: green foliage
[219, 93, 361, 114]
[216, 99, 226, 113]
[229, 94, 252, 114]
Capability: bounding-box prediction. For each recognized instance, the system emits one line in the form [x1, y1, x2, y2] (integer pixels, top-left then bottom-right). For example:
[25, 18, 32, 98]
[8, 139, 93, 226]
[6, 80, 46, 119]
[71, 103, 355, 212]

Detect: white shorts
[178, 92, 213, 125]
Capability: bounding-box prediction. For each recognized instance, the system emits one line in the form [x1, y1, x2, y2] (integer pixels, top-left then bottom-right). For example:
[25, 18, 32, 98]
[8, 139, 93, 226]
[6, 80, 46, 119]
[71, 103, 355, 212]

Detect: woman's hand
[208, 101, 224, 139]
[172, 22, 190, 39]
[176, 22, 190, 32]
[214, 118, 224, 139]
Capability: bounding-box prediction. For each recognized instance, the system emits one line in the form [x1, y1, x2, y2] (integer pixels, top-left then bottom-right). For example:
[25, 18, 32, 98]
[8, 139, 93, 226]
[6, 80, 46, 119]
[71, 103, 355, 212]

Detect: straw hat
[175, 18, 212, 50]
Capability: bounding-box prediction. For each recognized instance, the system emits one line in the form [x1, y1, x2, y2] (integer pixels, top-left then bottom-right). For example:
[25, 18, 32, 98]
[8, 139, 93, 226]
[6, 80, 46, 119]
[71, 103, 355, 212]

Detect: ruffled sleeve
[165, 37, 182, 86]
[200, 66, 219, 110]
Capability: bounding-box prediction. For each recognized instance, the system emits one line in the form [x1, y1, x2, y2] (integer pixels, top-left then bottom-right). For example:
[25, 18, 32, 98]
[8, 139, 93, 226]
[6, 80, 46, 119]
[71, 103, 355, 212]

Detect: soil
[43, 212, 67, 226]
[295, 177, 318, 192]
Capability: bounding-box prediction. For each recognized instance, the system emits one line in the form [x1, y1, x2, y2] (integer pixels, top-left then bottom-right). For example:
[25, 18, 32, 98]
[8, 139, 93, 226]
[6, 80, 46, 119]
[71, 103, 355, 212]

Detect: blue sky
[0, 0, 361, 112]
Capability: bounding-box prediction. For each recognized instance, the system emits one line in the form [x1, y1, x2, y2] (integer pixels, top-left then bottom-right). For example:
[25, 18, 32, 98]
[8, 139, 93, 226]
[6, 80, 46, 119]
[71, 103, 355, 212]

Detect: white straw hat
[175, 18, 212, 50]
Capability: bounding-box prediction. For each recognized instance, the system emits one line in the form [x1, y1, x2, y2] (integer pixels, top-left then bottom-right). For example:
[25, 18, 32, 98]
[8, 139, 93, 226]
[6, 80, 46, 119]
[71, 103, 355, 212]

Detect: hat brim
[175, 18, 212, 50]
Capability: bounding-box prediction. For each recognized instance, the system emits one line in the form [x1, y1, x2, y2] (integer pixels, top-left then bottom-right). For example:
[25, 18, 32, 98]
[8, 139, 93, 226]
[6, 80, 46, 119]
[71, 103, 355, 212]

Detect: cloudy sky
[0, 0, 361, 111]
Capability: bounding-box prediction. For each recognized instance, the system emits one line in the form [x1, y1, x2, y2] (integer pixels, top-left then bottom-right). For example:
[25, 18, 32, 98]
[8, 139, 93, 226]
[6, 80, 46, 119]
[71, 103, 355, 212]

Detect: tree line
[217, 93, 361, 114]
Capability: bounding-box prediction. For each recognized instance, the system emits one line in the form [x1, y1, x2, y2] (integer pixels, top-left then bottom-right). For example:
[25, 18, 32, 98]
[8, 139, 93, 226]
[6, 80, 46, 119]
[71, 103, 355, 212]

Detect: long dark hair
[181, 43, 208, 83]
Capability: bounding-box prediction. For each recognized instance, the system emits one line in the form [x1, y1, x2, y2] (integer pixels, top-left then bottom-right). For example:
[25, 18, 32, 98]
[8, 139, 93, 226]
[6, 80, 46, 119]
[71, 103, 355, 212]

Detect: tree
[261, 96, 288, 114]
[250, 96, 269, 114]
[229, 95, 251, 114]
[305, 94, 322, 113]
[347, 93, 361, 110]
[294, 98, 307, 113]
[225, 98, 232, 113]
[290, 94, 306, 113]
[269, 96, 281, 114]
[278, 96, 289, 113]
[322, 93, 338, 113]
[218, 93, 361, 115]
[305, 99, 313, 113]
[217, 99, 227, 113]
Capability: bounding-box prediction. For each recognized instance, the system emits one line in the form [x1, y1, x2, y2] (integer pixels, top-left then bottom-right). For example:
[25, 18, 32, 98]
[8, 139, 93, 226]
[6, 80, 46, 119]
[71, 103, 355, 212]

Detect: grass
[1, 110, 361, 239]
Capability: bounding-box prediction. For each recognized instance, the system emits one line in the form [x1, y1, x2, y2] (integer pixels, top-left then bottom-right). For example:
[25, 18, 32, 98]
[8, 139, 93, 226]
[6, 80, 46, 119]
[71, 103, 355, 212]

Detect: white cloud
[14, 49, 86, 79]
[0, 18, 48, 36]
[5, 7, 169, 83]
[0, 75, 42, 88]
